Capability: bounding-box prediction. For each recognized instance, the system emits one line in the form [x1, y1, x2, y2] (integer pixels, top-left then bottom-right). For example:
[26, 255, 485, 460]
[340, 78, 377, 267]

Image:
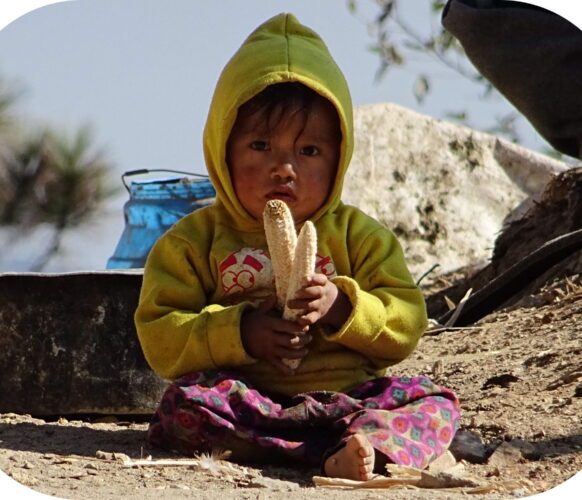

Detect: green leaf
[374, 61, 390, 83]
[413, 75, 430, 104]
[437, 31, 456, 52]
[403, 40, 425, 52]
[389, 45, 404, 65]
[377, 1, 394, 24]
[432, 1, 446, 12]
[445, 111, 468, 123]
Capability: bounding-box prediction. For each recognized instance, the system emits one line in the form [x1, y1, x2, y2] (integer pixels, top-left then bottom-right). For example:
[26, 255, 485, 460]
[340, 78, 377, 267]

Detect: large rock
[345, 103, 569, 280]
[0, 271, 166, 415]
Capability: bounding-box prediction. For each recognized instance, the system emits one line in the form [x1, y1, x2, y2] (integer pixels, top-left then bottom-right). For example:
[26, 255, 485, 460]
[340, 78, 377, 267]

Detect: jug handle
[121, 169, 210, 193]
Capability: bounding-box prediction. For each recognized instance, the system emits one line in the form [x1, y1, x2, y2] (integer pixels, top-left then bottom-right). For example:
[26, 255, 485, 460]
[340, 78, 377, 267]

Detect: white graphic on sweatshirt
[219, 248, 336, 297]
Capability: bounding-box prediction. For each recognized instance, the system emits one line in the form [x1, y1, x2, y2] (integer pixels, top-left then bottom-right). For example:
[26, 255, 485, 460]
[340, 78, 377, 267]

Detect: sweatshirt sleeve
[134, 232, 256, 381]
[324, 225, 427, 367]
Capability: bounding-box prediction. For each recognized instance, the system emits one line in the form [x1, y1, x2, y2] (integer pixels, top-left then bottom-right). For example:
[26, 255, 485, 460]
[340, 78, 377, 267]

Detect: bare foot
[324, 434, 375, 481]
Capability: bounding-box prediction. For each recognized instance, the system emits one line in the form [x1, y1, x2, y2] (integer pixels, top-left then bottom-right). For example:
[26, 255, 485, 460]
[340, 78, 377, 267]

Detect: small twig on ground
[122, 458, 202, 468]
[445, 288, 473, 327]
[424, 325, 484, 336]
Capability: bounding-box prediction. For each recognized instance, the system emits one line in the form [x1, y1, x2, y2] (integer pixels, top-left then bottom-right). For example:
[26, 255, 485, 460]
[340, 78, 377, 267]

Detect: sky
[0, 0, 580, 272]
[0, 0, 521, 176]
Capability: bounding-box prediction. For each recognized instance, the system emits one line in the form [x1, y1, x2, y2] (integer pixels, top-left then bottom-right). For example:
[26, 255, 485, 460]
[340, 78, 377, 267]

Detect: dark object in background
[443, 0, 582, 159]
[437, 227, 582, 326]
[0, 271, 167, 415]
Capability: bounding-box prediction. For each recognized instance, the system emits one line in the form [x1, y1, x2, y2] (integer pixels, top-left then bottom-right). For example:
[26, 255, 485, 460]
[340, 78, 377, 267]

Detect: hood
[203, 13, 354, 231]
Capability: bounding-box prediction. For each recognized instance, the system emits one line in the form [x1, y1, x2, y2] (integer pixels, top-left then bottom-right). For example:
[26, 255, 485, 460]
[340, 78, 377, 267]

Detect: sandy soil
[1, 275, 581, 500]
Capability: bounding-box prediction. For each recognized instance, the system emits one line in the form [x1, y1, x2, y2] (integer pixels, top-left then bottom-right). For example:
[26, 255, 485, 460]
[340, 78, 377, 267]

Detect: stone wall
[0, 271, 165, 415]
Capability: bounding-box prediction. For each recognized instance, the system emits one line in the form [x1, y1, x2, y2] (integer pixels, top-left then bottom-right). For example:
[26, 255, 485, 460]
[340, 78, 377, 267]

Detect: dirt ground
[1, 274, 581, 500]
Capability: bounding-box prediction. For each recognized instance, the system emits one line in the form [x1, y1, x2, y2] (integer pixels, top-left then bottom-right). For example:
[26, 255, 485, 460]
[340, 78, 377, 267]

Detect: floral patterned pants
[148, 371, 460, 470]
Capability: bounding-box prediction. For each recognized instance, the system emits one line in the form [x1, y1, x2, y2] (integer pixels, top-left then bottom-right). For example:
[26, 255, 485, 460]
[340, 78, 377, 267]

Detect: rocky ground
[1, 272, 580, 500]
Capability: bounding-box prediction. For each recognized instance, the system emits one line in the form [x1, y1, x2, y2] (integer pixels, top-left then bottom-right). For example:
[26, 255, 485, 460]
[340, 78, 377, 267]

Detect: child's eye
[251, 141, 269, 151]
[300, 145, 319, 156]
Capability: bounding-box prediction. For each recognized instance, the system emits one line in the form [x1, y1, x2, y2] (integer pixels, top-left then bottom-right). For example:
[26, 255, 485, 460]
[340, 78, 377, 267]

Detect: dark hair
[236, 82, 339, 134]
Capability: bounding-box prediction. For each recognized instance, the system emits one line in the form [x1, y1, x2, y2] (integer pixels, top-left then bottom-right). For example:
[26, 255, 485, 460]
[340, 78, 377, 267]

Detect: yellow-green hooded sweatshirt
[135, 13, 427, 396]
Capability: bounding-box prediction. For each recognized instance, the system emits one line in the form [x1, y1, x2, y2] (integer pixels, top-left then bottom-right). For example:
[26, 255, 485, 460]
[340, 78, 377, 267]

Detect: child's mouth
[267, 189, 296, 203]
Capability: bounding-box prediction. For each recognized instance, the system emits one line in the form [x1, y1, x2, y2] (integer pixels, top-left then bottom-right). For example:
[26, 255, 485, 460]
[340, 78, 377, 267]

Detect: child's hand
[240, 296, 312, 375]
[287, 274, 352, 329]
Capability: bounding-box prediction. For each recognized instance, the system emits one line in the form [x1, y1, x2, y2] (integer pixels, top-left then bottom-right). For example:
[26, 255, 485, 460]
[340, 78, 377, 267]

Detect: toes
[360, 458, 374, 471]
[325, 434, 377, 481]
[353, 434, 373, 453]
[355, 438, 375, 471]
[359, 466, 373, 481]
[352, 434, 375, 478]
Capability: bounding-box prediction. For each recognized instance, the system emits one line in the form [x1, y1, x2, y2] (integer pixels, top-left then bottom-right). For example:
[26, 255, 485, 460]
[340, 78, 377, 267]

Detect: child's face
[226, 96, 341, 223]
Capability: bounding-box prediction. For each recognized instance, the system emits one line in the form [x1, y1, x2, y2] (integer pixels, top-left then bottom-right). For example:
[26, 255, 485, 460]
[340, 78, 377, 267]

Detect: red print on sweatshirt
[219, 249, 336, 297]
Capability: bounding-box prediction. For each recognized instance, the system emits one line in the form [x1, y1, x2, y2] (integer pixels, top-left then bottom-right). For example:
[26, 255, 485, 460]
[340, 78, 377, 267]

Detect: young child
[135, 13, 460, 480]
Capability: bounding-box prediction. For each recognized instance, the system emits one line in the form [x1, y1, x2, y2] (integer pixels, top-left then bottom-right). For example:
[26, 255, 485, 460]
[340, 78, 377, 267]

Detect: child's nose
[271, 156, 297, 181]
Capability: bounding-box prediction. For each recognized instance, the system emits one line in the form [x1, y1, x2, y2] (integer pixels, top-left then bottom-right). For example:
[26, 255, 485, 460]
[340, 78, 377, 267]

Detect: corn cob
[263, 200, 297, 309]
[263, 200, 317, 370]
[281, 221, 317, 369]
[283, 221, 317, 321]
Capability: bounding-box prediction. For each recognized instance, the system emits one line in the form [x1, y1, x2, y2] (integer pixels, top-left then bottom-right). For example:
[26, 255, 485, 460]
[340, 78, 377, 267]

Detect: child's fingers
[285, 275, 327, 308]
[270, 316, 309, 333]
[273, 331, 312, 348]
[303, 273, 328, 287]
[267, 333, 312, 375]
[290, 285, 323, 302]
[286, 292, 323, 314]
[257, 294, 278, 313]
[288, 332, 312, 347]
[289, 296, 323, 313]
[275, 345, 309, 359]
[298, 310, 322, 326]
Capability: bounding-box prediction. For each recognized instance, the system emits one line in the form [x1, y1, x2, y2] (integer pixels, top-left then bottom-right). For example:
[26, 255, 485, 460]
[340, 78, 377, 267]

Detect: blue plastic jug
[106, 169, 215, 269]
